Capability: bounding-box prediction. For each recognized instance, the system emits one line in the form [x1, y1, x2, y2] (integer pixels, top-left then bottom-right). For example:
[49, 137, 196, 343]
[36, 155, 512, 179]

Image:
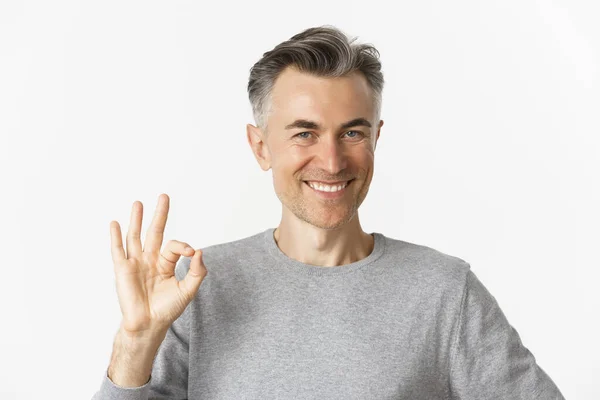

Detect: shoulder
[379, 233, 472, 287]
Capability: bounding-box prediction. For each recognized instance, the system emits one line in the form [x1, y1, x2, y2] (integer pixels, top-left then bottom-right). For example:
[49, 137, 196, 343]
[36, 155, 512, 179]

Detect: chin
[304, 206, 358, 230]
[277, 183, 360, 229]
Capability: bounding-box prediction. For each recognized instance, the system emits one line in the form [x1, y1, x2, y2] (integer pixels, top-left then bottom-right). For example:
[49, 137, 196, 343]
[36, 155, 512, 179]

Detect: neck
[273, 214, 374, 267]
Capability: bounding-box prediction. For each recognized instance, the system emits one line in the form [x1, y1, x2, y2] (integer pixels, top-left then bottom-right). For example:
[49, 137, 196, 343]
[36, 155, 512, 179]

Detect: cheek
[274, 150, 307, 172]
[349, 152, 375, 173]
[271, 155, 305, 189]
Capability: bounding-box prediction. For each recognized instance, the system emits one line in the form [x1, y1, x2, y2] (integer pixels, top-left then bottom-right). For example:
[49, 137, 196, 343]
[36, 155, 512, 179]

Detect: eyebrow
[284, 117, 372, 131]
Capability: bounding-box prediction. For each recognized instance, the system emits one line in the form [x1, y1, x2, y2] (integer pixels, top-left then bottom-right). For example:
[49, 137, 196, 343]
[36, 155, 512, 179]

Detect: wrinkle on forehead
[269, 68, 375, 127]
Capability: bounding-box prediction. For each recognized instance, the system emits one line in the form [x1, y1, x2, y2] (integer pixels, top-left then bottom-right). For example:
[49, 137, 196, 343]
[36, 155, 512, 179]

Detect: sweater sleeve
[448, 268, 565, 399]
[92, 258, 192, 400]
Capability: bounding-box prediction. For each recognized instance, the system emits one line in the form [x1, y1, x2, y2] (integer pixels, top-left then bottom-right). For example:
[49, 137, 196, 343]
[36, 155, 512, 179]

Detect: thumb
[178, 249, 207, 299]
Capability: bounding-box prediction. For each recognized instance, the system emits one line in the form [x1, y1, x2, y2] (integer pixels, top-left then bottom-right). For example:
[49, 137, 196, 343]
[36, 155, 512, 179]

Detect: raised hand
[109, 193, 207, 339]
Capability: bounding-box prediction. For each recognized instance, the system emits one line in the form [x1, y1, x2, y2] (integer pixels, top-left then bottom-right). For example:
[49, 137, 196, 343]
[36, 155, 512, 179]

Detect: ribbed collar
[262, 227, 386, 276]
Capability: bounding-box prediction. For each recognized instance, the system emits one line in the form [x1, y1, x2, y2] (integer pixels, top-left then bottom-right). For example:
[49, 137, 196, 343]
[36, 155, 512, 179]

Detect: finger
[178, 249, 207, 301]
[143, 193, 169, 254]
[126, 201, 143, 259]
[109, 221, 126, 264]
[157, 240, 195, 276]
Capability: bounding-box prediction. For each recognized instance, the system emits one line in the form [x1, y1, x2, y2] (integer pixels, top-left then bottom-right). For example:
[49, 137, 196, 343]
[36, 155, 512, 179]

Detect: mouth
[303, 179, 355, 196]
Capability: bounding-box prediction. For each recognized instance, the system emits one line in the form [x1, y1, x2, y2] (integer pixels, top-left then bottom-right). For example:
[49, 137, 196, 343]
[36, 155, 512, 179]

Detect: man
[93, 25, 565, 399]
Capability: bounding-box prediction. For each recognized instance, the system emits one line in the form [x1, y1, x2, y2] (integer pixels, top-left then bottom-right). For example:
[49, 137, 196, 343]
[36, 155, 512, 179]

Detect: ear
[374, 119, 384, 151]
[246, 123, 271, 171]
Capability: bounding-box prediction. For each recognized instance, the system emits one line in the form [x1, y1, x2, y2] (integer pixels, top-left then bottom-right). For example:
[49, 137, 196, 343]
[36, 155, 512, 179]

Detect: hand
[109, 193, 207, 338]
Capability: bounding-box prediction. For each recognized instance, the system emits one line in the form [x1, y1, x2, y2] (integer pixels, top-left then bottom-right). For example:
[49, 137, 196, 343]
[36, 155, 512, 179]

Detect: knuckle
[160, 251, 176, 265]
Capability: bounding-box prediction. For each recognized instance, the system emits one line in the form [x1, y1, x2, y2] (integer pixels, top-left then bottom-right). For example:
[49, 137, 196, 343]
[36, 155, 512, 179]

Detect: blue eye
[294, 131, 363, 139]
[296, 132, 312, 139]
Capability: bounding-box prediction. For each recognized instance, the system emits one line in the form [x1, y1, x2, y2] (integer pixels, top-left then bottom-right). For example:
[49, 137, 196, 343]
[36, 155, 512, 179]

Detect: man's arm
[448, 268, 565, 399]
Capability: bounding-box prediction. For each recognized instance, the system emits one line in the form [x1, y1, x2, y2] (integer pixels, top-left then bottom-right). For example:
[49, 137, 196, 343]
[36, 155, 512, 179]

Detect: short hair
[247, 25, 384, 134]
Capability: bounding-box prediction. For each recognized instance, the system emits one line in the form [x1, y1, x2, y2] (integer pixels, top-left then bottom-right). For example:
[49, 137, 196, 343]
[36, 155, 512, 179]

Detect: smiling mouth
[303, 179, 354, 192]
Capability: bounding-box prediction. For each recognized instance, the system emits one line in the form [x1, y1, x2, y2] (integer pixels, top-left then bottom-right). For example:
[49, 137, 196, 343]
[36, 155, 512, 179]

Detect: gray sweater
[93, 228, 565, 399]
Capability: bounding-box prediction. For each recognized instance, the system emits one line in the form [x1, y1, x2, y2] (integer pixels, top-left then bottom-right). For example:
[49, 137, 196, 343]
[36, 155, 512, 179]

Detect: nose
[316, 135, 347, 175]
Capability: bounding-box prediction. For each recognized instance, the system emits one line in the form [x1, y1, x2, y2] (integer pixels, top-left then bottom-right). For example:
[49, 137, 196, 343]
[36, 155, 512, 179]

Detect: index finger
[143, 193, 170, 254]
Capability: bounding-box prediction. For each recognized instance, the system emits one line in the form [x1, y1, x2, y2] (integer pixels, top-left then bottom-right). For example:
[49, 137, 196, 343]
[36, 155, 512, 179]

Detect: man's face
[247, 66, 383, 230]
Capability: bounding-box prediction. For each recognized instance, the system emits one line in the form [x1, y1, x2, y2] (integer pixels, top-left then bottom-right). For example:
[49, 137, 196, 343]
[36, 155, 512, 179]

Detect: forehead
[269, 66, 374, 125]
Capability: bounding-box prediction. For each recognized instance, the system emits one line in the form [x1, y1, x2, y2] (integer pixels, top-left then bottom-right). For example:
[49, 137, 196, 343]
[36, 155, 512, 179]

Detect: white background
[1, 0, 598, 399]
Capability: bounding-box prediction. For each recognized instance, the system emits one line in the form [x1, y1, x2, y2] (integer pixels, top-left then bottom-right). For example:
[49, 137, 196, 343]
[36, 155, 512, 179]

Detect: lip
[304, 180, 350, 185]
[304, 179, 353, 200]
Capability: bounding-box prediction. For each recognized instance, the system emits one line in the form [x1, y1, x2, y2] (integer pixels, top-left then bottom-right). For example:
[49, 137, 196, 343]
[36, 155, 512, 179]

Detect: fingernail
[185, 247, 193, 253]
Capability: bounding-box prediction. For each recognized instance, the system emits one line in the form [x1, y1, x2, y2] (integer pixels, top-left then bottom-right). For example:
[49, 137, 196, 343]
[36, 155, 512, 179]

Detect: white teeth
[307, 181, 349, 192]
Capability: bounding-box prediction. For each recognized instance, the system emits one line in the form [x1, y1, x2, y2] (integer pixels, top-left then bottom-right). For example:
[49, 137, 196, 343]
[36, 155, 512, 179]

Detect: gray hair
[247, 25, 384, 134]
